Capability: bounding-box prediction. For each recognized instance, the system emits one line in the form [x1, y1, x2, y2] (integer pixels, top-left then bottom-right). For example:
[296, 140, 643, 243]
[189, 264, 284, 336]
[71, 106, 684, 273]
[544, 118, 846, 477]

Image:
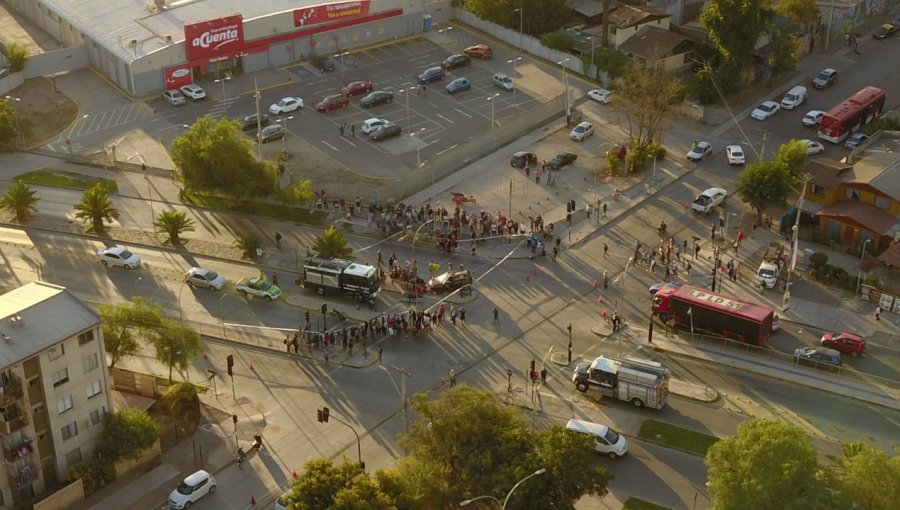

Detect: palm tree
[312, 226, 353, 259]
[0, 182, 39, 222]
[74, 184, 119, 232]
[154, 210, 195, 244]
[233, 235, 260, 260]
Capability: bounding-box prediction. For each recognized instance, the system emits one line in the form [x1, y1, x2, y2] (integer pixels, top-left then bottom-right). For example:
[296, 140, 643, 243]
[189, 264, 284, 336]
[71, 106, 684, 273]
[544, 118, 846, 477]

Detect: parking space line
[436, 114, 455, 124]
[339, 137, 358, 147]
[452, 108, 472, 119]
[321, 141, 339, 151]
[436, 144, 457, 156]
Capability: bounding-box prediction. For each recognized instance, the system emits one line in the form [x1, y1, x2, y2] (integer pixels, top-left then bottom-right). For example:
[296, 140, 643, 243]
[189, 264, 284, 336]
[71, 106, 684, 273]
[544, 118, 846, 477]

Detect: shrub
[867, 116, 900, 132]
[540, 30, 574, 52]
[66, 458, 115, 495]
[864, 275, 879, 287]
[809, 252, 828, 269]
[4, 42, 28, 72]
[649, 144, 668, 160]
[627, 145, 651, 172]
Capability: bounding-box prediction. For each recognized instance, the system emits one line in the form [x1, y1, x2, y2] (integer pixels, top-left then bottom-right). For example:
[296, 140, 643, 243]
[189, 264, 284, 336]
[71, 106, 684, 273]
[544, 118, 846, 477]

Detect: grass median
[16, 169, 118, 193]
[184, 193, 328, 226]
[623, 498, 672, 510]
[638, 419, 719, 456]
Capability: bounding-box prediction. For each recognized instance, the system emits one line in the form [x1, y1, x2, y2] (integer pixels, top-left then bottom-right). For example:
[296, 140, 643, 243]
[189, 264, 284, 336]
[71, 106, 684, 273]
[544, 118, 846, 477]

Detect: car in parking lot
[463, 44, 492, 59]
[802, 110, 824, 127]
[726, 145, 745, 165]
[873, 23, 897, 40]
[587, 88, 612, 104]
[179, 84, 206, 100]
[418, 66, 445, 84]
[162, 89, 186, 106]
[360, 90, 394, 107]
[802, 139, 825, 155]
[238, 113, 270, 131]
[361, 118, 388, 135]
[442, 53, 471, 70]
[547, 152, 578, 170]
[98, 246, 141, 269]
[793, 346, 842, 369]
[341, 80, 374, 96]
[751, 100, 780, 120]
[844, 132, 868, 149]
[370, 123, 402, 141]
[493, 73, 514, 91]
[510, 151, 537, 168]
[168, 470, 216, 509]
[445, 77, 471, 94]
[236, 276, 282, 301]
[185, 267, 226, 291]
[569, 121, 594, 141]
[313, 56, 335, 72]
[258, 124, 285, 143]
[812, 68, 837, 89]
[317, 93, 349, 112]
[820, 331, 866, 356]
[686, 141, 713, 161]
[269, 97, 303, 114]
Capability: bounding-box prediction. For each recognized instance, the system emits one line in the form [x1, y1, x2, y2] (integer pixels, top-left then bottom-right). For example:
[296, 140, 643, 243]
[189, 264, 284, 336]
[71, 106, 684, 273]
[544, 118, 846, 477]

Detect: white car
[184, 267, 226, 291]
[802, 110, 824, 127]
[361, 118, 387, 135]
[751, 101, 780, 121]
[686, 141, 712, 162]
[162, 90, 186, 106]
[691, 187, 728, 214]
[587, 88, 612, 104]
[569, 121, 594, 141]
[802, 139, 825, 155]
[168, 470, 216, 509]
[492, 73, 515, 91]
[179, 84, 206, 101]
[97, 246, 141, 269]
[269, 97, 304, 114]
[725, 145, 745, 165]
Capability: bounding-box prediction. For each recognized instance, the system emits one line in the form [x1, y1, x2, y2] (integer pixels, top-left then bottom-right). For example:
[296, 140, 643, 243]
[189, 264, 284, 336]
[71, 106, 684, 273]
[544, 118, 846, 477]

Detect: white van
[780, 85, 807, 110]
[565, 419, 628, 459]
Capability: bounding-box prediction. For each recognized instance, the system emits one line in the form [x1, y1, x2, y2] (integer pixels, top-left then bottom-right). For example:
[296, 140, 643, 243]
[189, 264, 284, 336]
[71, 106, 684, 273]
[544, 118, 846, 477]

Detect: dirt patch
[281, 135, 389, 199]
[8, 76, 77, 147]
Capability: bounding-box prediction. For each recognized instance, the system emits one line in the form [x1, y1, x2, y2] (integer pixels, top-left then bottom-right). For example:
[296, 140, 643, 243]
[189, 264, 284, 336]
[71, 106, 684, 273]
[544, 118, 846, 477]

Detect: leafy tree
[276, 179, 315, 206]
[590, 47, 630, 79]
[170, 116, 275, 198]
[464, 0, 571, 37]
[706, 419, 822, 510]
[97, 408, 160, 462]
[233, 235, 261, 260]
[0, 182, 39, 222]
[617, 69, 683, 167]
[832, 443, 900, 510]
[773, 0, 820, 51]
[540, 30, 574, 52]
[149, 318, 203, 382]
[768, 28, 801, 76]
[161, 382, 200, 429]
[0, 99, 17, 144]
[736, 161, 793, 222]
[4, 42, 29, 72]
[73, 183, 119, 232]
[100, 297, 164, 370]
[287, 458, 395, 510]
[313, 226, 353, 259]
[701, 0, 772, 70]
[775, 139, 807, 180]
[153, 209, 195, 244]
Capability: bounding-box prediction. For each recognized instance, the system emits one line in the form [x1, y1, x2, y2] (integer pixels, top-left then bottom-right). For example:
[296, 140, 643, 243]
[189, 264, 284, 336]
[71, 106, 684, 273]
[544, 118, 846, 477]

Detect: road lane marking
[322, 141, 339, 151]
[453, 108, 473, 118]
[436, 114, 455, 124]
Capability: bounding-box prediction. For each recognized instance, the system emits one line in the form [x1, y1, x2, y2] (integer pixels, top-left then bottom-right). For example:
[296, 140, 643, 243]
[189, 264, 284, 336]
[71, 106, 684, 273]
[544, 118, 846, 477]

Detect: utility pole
[508, 178, 513, 218]
[782, 173, 812, 311]
[253, 78, 262, 160]
[567, 323, 573, 364]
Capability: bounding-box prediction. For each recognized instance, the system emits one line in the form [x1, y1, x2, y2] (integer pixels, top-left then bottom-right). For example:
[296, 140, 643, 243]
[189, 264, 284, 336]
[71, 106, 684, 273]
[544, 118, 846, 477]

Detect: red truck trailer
[652, 284, 776, 346]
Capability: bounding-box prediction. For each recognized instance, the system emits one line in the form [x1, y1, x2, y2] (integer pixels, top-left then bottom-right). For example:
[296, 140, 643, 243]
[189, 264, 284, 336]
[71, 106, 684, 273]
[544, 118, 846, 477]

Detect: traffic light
[322, 407, 330, 423]
[566, 201, 572, 213]
[227, 355, 234, 376]
[566, 212, 571, 224]
[570, 200, 576, 212]
[529, 359, 535, 374]
[321, 303, 328, 314]
[304, 310, 310, 323]
[317, 409, 323, 423]
[232, 414, 238, 425]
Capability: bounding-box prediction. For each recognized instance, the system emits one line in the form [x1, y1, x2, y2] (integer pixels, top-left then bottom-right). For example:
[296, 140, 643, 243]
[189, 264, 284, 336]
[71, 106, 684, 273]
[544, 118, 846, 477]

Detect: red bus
[818, 86, 886, 143]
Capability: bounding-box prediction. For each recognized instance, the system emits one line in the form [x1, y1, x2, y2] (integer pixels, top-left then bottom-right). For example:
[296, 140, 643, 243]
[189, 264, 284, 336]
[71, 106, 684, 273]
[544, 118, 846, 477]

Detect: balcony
[0, 413, 28, 435]
[0, 376, 23, 407]
[2, 437, 35, 462]
[7, 461, 38, 488]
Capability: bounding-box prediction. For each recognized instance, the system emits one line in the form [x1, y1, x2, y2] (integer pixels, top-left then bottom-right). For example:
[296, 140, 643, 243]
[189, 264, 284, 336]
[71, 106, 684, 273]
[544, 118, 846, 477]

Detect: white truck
[573, 356, 670, 409]
[691, 187, 727, 215]
[756, 258, 782, 289]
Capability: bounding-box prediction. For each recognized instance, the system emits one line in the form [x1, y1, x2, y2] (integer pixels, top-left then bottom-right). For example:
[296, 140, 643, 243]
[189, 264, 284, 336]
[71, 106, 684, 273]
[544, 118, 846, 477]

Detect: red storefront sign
[293, 2, 371, 28]
[164, 65, 193, 89]
[184, 15, 245, 62]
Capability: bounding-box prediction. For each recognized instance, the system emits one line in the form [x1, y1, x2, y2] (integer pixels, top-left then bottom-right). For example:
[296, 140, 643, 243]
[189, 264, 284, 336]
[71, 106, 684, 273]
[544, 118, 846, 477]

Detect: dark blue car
[445, 77, 471, 95]
[418, 66, 445, 84]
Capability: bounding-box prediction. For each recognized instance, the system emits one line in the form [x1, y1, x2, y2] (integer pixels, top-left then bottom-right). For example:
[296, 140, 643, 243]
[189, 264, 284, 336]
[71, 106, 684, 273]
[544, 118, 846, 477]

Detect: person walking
[339, 124, 345, 136]
[351, 124, 356, 137]
[459, 308, 467, 325]
[694, 242, 701, 260]
[450, 305, 458, 325]
[493, 307, 499, 326]
[449, 369, 457, 387]
[603, 243, 609, 258]
[378, 346, 383, 363]
[271, 272, 279, 286]
[602, 202, 608, 217]
[275, 231, 282, 249]
[875, 305, 882, 321]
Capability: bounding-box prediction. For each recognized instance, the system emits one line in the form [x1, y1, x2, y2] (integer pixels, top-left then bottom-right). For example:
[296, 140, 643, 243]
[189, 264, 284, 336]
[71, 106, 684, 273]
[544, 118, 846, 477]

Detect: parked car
[238, 113, 270, 131]
[569, 121, 594, 141]
[162, 90, 186, 106]
[751, 101, 781, 121]
[179, 84, 206, 101]
[269, 97, 303, 114]
[873, 23, 898, 40]
[427, 270, 473, 294]
[370, 123, 402, 141]
[794, 346, 842, 369]
[442, 54, 471, 70]
[510, 151, 537, 168]
[691, 187, 728, 215]
[341, 80, 374, 96]
[547, 152, 577, 170]
[98, 246, 141, 269]
[317, 93, 349, 112]
[802, 139, 825, 155]
[463, 44, 493, 59]
[418, 66, 445, 84]
[185, 267, 226, 291]
[686, 141, 713, 161]
[725, 145, 745, 165]
[780, 85, 807, 110]
[444, 77, 471, 94]
[258, 124, 285, 143]
[812, 68, 837, 89]
[360, 90, 394, 107]
[493, 73, 514, 91]
[235, 276, 282, 301]
[802, 110, 824, 127]
[820, 332, 866, 356]
[361, 118, 388, 135]
[168, 470, 216, 509]
[313, 56, 335, 72]
[587, 88, 612, 104]
[844, 132, 869, 150]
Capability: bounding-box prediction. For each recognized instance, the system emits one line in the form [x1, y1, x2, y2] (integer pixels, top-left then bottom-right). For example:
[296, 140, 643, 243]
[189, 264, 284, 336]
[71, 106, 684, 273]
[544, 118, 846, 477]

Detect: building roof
[566, 0, 610, 18]
[807, 158, 853, 188]
[606, 4, 671, 29]
[877, 241, 900, 267]
[617, 26, 690, 60]
[850, 150, 900, 202]
[0, 282, 100, 368]
[815, 200, 900, 237]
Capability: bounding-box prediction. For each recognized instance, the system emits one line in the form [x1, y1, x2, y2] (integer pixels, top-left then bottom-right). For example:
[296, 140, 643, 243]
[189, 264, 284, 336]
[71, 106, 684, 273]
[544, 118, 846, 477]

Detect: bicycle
[236, 447, 246, 470]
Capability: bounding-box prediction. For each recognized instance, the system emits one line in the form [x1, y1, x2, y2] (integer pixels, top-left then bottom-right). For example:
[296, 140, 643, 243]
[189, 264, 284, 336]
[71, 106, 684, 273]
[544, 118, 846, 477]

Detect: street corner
[669, 378, 720, 403]
[590, 319, 625, 338]
[549, 351, 578, 367]
[339, 351, 382, 369]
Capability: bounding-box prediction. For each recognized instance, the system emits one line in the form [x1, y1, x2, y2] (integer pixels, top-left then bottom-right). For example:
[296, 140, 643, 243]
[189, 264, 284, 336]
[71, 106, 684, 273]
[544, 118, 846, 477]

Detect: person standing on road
[275, 231, 282, 249]
[603, 243, 609, 258]
[351, 124, 356, 137]
[875, 305, 882, 321]
[493, 308, 499, 326]
[271, 272, 279, 286]
[459, 308, 467, 326]
[378, 346, 383, 363]
[339, 124, 345, 136]
[555, 235, 561, 251]
[449, 369, 456, 387]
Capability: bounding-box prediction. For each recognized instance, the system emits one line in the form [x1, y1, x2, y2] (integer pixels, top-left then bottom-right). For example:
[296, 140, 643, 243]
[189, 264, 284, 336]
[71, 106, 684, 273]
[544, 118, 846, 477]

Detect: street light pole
[438, 27, 453, 46]
[398, 88, 412, 127]
[856, 238, 871, 295]
[412, 219, 435, 281]
[512, 7, 524, 49]
[557, 59, 571, 119]
[459, 468, 547, 509]
[379, 365, 412, 435]
[486, 93, 500, 130]
[507, 57, 522, 96]
[334, 51, 350, 87]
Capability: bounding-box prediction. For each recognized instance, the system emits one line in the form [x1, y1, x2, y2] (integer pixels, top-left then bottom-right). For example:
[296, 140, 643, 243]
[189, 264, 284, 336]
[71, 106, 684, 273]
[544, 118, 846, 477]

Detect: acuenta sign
[184, 15, 245, 62]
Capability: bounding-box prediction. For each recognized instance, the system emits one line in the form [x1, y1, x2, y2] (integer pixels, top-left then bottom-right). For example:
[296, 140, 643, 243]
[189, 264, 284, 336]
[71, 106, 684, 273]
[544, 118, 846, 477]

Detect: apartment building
[0, 282, 111, 508]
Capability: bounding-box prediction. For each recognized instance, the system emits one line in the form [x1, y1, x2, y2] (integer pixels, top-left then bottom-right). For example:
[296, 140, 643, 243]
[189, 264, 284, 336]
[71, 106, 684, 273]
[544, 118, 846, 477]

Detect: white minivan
[565, 419, 629, 459]
[780, 85, 808, 110]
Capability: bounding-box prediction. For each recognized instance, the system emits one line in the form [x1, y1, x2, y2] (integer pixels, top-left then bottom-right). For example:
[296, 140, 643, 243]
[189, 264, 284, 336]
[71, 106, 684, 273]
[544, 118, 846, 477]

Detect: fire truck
[301, 257, 381, 300]
[573, 356, 670, 409]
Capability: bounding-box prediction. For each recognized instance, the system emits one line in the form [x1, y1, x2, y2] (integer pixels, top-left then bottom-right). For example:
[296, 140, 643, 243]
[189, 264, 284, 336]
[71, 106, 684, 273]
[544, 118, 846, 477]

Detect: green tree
[773, 0, 820, 51]
[775, 139, 807, 180]
[313, 226, 353, 259]
[97, 408, 160, 462]
[706, 419, 822, 510]
[233, 235, 261, 260]
[153, 209, 195, 244]
[617, 69, 683, 166]
[149, 318, 203, 382]
[73, 183, 119, 232]
[161, 382, 200, 430]
[287, 458, 395, 510]
[276, 179, 315, 206]
[588, 47, 631, 79]
[464, 0, 571, 37]
[99, 297, 164, 370]
[0, 99, 17, 144]
[701, 0, 772, 70]
[768, 27, 801, 76]
[170, 116, 275, 197]
[4, 42, 29, 72]
[0, 182, 39, 222]
[540, 30, 574, 52]
[736, 161, 793, 222]
[833, 443, 900, 510]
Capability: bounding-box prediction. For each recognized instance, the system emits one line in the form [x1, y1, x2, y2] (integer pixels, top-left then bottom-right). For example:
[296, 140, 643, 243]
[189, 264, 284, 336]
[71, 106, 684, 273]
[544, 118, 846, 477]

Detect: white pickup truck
[756, 259, 782, 289]
[691, 187, 727, 215]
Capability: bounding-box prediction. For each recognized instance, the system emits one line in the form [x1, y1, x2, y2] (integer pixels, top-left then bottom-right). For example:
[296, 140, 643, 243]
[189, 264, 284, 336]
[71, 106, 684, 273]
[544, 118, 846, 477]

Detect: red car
[820, 332, 866, 356]
[316, 94, 349, 112]
[341, 80, 374, 96]
[464, 44, 493, 59]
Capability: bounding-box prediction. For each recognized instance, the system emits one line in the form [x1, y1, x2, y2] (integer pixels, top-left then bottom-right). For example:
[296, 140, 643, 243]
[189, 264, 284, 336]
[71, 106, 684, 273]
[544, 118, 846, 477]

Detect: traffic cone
[597, 296, 605, 303]
[250, 496, 256, 505]
[293, 470, 299, 478]
[601, 309, 608, 317]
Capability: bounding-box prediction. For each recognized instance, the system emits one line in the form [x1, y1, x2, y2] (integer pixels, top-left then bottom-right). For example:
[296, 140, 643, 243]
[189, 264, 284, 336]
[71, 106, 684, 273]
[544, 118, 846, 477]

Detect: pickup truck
[235, 276, 283, 301]
[756, 259, 781, 289]
[691, 187, 727, 214]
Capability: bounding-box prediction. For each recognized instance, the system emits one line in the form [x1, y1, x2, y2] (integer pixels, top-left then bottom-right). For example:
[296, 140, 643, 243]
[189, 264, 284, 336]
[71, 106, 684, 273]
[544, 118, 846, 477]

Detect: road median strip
[637, 419, 719, 456]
